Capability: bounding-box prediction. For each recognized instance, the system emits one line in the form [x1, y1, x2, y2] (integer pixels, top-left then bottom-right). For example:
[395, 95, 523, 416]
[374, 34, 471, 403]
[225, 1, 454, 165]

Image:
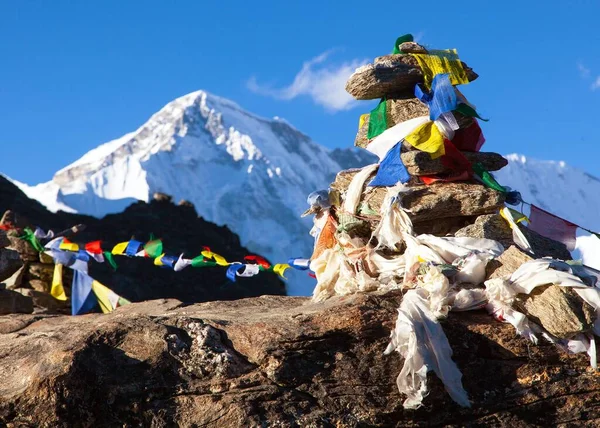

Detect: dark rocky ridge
[0, 175, 284, 304]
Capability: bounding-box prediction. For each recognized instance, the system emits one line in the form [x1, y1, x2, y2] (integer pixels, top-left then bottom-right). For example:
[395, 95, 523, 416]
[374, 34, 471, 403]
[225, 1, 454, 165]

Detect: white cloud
[577, 61, 591, 78]
[247, 51, 368, 112]
[592, 76, 600, 91]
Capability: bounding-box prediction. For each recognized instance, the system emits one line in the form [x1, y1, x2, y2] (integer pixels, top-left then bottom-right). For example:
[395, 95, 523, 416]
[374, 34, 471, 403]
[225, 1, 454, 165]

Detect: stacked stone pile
[305, 35, 595, 372]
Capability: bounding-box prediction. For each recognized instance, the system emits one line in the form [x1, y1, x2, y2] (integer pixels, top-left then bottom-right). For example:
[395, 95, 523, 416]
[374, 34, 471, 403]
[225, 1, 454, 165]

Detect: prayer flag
[103, 251, 118, 270]
[144, 239, 163, 258]
[200, 250, 229, 266]
[410, 49, 470, 89]
[92, 280, 130, 314]
[85, 241, 103, 254]
[451, 121, 485, 152]
[472, 163, 506, 193]
[440, 140, 472, 174]
[71, 270, 98, 316]
[59, 238, 79, 252]
[111, 241, 129, 255]
[369, 143, 410, 187]
[244, 255, 271, 269]
[21, 227, 44, 252]
[358, 113, 368, 130]
[404, 121, 446, 159]
[272, 263, 291, 279]
[174, 254, 193, 272]
[392, 34, 414, 54]
[529, 205, 578, 251]
[415, 73, 457, 121]
[154, 253, 178, 269]
[367, 99, 387, 139]
[288, 258, 311, 270]
[226, 264, 243, 282]
[190, 255, 217, 268]
[50, 263, 67, 301]
[125, 240, 143, 257]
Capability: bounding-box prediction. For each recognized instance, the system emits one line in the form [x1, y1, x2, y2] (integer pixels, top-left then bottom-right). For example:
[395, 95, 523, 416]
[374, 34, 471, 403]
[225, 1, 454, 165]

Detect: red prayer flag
[529, 205, 578, 251]
[85, 240, 103, 254]
[452, 120, 485, 152]
[244, 255, 271, 269]
[441, 139, 473, 174]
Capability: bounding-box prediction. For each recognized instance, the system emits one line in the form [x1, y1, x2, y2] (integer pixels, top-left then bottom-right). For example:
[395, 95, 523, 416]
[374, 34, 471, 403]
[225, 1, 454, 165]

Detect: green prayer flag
[103, 251, 118, 270]
[191, 255, 217, 268]
[21, 227, 44, 252]
[392, 34, 414, 54]
[144, 239, 163, 258]
[593, 232, 600, 240]
[455, 103, 489, 122]
[473, 163, 506, 193]
[367, 98, 387, 139]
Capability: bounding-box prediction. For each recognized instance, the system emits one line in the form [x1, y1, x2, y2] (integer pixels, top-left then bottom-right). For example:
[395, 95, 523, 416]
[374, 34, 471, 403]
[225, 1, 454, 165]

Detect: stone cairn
[305, 37, 594, 345]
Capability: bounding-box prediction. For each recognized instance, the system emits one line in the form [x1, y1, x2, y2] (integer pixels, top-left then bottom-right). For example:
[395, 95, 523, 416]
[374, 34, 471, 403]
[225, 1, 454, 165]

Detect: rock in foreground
[1, 294, 597, 427]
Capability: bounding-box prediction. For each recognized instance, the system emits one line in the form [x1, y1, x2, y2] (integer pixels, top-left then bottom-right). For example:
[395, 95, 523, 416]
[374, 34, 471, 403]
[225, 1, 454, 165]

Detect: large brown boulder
[0, 289, 33, 315]
[345, 54, 478, 100]
[0, 294, 597, 426]
[330, 169, 505, 223]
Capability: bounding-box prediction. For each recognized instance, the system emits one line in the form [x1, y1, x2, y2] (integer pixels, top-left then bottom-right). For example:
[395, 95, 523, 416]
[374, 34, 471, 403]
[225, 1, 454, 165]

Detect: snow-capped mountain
[494, 154, 600, 269]
[12, 90, 375, 295]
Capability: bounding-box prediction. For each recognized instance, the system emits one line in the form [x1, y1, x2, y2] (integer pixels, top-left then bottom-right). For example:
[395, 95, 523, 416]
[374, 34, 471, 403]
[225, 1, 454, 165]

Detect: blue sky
[1, 0, 599, 184]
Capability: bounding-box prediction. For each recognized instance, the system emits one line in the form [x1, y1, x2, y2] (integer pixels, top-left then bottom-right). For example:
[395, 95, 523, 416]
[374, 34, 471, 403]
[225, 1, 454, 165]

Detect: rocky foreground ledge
[1, 293, 598, 427]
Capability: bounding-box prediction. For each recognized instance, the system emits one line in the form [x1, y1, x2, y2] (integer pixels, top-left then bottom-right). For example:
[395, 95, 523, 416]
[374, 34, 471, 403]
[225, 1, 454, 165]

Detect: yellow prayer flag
[410, 49, 469, 89]
[273, 263, 290, 279]
[91, 280, 120, 314]
[508, 208, 529, 224]
[404, 122, 446, 159]
[50, 263, 67, 301]
[111, 241, 129, 255]
[154, 253, 166, 266]
[59, 241, 79, 252]
[201, 250, 229, 266]
[358, 113, 368, 130]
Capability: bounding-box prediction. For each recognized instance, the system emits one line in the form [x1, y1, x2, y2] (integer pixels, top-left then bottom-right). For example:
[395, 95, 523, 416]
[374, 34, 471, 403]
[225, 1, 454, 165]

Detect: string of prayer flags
[415, 73, 457, 121]
[369, 143, 410, 187]
[392, 34, 414, 54]
[367, 99, 387, 139]
[404, 121, 446, 159]
[529, 205, 578, 251]
[455, 88, 488, 122]
[50, 263, 67, 301]
[410, 49, 470, 89]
